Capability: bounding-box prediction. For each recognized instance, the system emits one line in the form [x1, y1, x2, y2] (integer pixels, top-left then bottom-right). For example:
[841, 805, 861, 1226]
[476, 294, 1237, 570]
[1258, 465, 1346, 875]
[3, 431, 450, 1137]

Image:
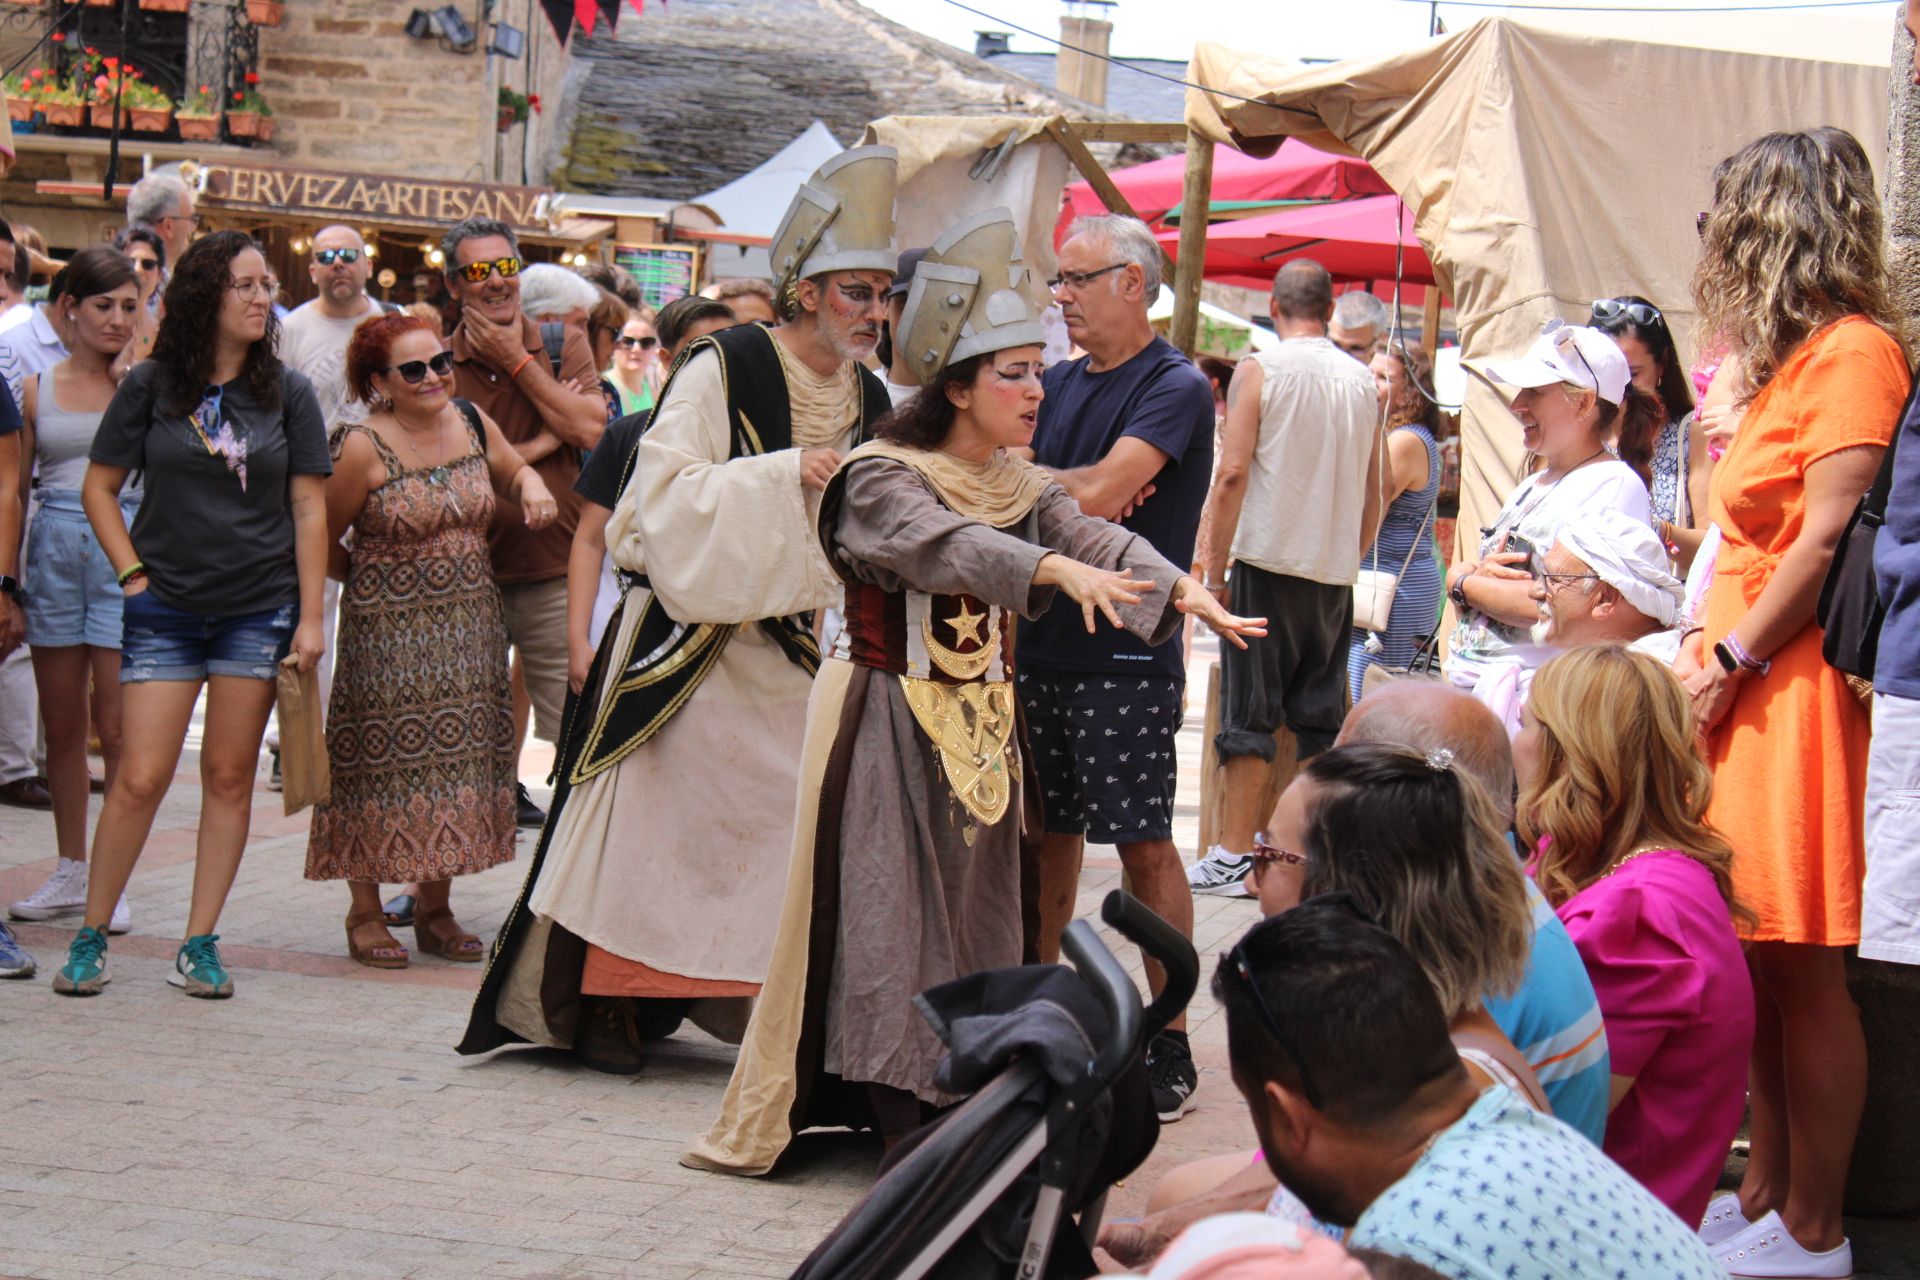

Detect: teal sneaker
[167, 933, 234, 999]
[51, 925, 108, 995]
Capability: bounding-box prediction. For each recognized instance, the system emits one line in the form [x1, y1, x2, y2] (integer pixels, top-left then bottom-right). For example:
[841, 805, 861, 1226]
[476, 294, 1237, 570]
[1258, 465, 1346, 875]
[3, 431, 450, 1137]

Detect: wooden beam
[1064, 121, 1187, 145]
[1421, 287, 1443, 348]
[1043, 117, 1177, 279]
[1170, 130, 1215, 356]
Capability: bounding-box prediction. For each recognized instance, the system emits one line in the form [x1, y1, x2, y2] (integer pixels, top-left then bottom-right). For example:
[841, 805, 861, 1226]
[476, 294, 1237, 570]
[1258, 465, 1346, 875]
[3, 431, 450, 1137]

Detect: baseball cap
[1484, 320, 1630, 404]
[885, 247, 929, 301]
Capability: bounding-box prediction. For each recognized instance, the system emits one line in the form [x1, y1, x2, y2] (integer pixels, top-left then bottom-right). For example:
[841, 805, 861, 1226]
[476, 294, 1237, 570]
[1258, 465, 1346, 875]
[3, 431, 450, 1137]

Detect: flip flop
[382, 893, 416, 928]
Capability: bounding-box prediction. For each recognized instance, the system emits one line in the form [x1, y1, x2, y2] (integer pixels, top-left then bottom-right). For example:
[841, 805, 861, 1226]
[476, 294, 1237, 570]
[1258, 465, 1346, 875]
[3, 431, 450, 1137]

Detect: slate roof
[976, 50, 1189, 123]
[555, 0, 1109, 198]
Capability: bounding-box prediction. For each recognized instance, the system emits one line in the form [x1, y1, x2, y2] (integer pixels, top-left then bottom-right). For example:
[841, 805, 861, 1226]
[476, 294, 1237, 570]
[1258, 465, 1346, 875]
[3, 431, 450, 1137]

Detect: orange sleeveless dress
[1703, 317, 1908, 946]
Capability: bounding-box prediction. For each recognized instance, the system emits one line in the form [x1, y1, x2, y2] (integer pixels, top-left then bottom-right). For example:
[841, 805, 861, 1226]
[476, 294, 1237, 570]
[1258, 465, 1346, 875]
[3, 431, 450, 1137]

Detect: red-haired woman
[305, 313, 557, 968]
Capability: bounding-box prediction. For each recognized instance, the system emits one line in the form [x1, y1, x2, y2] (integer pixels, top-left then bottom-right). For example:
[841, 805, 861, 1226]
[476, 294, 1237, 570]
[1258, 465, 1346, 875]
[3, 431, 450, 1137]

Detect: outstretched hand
[1035, 553, 1157, 634]
[1173, 577, 1267, 649]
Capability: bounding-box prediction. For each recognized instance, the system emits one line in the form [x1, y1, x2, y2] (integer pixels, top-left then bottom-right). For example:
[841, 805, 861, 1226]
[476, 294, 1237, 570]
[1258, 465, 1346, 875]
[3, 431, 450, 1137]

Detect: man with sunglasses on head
[442, 217, 606, 828]
[460, 150, 898, 1076]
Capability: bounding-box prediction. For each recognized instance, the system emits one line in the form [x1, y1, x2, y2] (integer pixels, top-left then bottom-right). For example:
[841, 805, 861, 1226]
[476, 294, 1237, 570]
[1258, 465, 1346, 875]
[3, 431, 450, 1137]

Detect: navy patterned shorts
[1016, 668, 1182, 845]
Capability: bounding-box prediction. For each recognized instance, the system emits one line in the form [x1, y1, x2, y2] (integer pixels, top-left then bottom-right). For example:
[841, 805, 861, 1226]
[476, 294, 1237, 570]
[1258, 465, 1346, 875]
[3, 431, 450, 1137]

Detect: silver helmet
[897, 207, 1047, 387]
[768, 146, 899, 302]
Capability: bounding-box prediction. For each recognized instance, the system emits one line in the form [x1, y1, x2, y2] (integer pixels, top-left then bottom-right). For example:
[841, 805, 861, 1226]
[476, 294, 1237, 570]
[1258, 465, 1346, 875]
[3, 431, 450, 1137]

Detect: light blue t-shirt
[1350, 1085, 1723, 1280]
[1485, 879, 1611, 1145]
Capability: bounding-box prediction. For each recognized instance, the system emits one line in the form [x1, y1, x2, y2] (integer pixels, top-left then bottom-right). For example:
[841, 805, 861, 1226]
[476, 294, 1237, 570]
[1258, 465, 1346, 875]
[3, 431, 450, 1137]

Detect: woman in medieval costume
[685, 208, 1266, 1173]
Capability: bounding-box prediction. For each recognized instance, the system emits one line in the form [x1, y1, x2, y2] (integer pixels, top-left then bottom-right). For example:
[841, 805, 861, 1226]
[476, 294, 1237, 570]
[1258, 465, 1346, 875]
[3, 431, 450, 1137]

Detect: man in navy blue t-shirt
[1019, 213, 1214, 1122]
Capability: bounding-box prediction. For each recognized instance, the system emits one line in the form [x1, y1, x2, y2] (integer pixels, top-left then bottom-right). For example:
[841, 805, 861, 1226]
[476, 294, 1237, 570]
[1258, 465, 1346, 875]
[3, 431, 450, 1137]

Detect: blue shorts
[120, 590, 296, 684]
[1016, 668, 1182, 844]
[22, 489, 140, 650]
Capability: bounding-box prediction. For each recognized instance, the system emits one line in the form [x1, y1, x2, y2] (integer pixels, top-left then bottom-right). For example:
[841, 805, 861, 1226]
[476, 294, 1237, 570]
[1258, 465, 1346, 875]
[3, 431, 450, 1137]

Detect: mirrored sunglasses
[314, 248, 362, 266]
[456, 256, 522, 284]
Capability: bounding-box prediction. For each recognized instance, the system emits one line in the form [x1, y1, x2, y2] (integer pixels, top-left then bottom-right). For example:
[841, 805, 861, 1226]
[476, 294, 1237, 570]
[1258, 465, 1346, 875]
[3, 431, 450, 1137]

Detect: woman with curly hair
[1682, 127, 1909, 1274]
[1348, 340, 1444, 700]
[1516, 645, 1752, 1227]
[58, 231, 332, 999]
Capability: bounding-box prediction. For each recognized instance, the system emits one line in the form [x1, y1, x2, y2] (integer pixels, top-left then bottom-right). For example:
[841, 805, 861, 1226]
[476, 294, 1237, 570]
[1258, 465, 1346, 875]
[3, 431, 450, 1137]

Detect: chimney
[1056, 0, 1115, 108]
[974, 30, 1012, 58]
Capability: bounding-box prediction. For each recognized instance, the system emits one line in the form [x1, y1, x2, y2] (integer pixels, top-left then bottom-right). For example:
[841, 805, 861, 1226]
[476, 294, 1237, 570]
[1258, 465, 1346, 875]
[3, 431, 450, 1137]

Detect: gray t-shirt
[279, 297, 380, 428]
[90, 361, 331, 615]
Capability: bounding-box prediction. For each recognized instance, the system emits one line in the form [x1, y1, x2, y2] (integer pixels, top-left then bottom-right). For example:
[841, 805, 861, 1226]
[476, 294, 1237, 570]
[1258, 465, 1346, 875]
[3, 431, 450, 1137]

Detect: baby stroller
[793, 890, 1200, 1280]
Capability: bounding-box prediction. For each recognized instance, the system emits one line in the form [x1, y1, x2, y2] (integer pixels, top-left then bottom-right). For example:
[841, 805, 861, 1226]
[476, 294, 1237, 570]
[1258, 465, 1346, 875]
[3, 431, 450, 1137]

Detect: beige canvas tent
[1184, 17, 1890, 555]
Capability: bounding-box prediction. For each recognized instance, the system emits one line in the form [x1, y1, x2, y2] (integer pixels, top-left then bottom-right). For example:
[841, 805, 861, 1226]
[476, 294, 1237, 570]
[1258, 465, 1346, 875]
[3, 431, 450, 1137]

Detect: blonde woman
[1516, 645, 1752, 1227]
[1683, 129, 1909, 1275]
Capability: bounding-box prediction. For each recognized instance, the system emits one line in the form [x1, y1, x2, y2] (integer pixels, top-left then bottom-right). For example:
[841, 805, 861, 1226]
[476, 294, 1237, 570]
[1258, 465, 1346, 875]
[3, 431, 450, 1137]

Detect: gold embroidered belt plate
[898, 677, 1018, 828]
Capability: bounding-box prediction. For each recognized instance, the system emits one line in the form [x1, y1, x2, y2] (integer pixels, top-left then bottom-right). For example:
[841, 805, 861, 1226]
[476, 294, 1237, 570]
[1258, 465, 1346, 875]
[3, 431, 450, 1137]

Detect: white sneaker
[1701, 1193, 1755, 1247]
[9, 859, 87, 920]
[107, 893, 131, 936]
[1187, 846, 1255, 897]
[1717, 1211, 1853, 1278]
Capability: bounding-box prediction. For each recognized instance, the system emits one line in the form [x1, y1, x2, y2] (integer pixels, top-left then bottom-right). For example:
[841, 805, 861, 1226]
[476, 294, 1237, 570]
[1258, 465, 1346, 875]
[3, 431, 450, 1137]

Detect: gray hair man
[1330, 289, 1390, 362]
[1191, 258, 1378, 904]
[1018, 211, 1217, 1122]
[127, 173, 197, 265]
[442, 216, 606, 826]
[1530, 507, 1685, 664]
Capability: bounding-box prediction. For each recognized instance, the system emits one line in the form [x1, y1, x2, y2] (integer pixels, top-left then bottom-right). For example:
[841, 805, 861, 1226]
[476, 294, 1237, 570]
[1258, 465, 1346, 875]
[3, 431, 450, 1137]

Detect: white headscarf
[1555, 508, 1684, 627]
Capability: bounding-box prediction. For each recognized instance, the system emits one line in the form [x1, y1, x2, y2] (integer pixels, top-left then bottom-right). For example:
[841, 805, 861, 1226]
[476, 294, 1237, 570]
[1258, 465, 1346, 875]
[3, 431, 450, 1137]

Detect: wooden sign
[197, 162, 549, 232]
[613, 242, 699, 310]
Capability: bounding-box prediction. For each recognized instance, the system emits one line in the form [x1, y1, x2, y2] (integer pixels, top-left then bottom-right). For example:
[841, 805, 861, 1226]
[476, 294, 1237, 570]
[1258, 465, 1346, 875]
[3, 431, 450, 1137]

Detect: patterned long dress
[305, 419, 516, 884]
[1348, 422, 1442, 701]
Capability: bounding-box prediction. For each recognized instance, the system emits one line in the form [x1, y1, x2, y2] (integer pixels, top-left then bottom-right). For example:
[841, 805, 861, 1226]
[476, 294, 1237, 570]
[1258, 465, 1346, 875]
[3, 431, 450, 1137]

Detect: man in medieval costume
[457, 148, 900, 1070]
[683, 209, 1264, 1172]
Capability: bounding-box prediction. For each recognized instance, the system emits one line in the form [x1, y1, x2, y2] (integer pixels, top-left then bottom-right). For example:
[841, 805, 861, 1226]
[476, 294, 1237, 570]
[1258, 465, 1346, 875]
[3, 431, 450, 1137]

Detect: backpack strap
[539, 321, 567, 379]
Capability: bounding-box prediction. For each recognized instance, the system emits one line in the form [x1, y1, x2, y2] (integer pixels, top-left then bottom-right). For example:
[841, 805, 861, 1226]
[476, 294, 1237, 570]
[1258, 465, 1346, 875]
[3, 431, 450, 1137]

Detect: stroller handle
[1060, 918, 1141, 1088]
[1099, 890, 1200, 1043]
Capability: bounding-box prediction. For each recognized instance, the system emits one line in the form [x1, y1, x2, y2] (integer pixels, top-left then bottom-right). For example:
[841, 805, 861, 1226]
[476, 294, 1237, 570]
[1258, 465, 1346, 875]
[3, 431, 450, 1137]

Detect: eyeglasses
[161, 212, 203, 228]
[314, 248, 362, 266]
[227, 278, 275, 300]
[1590, 298, 1662, 328]
[1046, 263, 1127, 293]
[1248, 836, 1307, 887]
[383, 351, 455, 384]
[1696, 211, 1710, 238]
[130, 258, 160, 273]
[456, 256, 522, 284]
[1225, 892, 1377, 1113]
[614, 334, 658, 351]
[1547, 322, 1601, 394]
[1538, 571, 1602, 591]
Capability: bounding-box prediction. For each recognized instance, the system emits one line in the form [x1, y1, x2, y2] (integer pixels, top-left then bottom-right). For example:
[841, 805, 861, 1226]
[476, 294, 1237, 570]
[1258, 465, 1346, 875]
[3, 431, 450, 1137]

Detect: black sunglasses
[1226, 892, 1378, 1112]
[614, 334, 658, 351]
[1696, 211, 1710, 238]
[315, 247, 362, 266]
[1589, 298, 1662, 328]
[384, 351, 455, 383]
[130, 257, 160, 273]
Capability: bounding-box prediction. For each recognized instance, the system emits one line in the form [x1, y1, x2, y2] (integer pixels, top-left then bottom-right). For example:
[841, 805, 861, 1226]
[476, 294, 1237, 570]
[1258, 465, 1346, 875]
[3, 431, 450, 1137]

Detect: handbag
[1816, 381, 1909, 680]
[1353, 499, 1436, 634]
[1359, 632, 1444, 699]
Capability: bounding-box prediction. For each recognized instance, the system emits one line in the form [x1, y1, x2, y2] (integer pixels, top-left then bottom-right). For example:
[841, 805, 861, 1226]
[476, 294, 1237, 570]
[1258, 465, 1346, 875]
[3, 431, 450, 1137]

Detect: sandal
[346, 909, 410, 969]
[414, 906, 485, 963]
[382, 893, 417, 928]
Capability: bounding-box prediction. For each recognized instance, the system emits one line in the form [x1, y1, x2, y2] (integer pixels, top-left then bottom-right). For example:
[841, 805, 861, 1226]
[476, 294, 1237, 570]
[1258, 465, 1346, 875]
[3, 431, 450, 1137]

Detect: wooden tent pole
[1421, 287, 1443, 350]
[1043, 117, 1177, 280]
[1170, 129, 1214, 356]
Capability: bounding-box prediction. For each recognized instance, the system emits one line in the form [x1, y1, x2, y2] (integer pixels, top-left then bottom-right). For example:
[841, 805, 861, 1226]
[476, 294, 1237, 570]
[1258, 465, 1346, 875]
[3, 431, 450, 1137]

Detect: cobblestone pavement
[3, 638, 1915, 1278]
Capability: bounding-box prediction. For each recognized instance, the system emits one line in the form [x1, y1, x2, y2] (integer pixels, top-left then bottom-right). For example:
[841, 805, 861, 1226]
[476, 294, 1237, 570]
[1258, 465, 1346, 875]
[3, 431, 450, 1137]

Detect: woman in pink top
[1514, 645, 1754, 1227]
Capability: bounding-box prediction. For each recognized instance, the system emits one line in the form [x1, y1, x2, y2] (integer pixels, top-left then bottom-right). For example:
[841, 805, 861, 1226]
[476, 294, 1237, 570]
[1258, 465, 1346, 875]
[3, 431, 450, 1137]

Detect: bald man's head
[1337, 681, 1515, 823]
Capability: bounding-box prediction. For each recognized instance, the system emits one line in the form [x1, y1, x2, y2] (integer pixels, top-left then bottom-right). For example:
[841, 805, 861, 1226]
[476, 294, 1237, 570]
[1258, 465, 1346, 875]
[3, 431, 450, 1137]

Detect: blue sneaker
[51, 925, 108, 995]
[0, 920, 34, 979]
[168, 933, 233, 998]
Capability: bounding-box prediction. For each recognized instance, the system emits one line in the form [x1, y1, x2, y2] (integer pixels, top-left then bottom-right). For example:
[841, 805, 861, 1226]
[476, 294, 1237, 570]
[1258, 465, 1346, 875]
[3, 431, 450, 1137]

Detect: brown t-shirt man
[451, 314, 599, 584]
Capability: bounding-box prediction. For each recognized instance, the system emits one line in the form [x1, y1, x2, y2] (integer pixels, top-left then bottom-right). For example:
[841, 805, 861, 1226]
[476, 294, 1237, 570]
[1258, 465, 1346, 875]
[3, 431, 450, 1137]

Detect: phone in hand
[1500, 531, 1539, 574]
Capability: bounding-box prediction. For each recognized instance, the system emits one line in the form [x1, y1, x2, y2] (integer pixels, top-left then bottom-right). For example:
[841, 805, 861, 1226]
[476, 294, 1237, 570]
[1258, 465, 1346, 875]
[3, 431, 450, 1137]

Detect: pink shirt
[1551, 851, 1754, 1226]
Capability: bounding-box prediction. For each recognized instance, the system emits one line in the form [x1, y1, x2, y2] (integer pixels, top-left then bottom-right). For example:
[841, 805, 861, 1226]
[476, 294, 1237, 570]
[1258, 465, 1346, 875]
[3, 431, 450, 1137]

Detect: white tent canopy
[697, 121, 845, 280]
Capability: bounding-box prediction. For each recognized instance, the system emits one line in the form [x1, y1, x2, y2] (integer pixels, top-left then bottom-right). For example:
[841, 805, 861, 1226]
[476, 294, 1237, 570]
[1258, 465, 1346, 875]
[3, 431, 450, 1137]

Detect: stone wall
[254, 1, 568, 185]
[1888, 10, 1920, 322]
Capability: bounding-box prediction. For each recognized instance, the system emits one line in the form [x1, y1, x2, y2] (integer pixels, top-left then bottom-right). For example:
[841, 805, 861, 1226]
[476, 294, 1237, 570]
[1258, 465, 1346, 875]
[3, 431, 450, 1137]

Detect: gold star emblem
[946, 599, 987, 649]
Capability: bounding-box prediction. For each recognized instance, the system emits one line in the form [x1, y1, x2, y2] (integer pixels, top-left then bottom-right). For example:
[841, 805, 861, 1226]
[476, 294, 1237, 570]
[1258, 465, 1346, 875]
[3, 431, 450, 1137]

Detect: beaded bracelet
[117, 561, 145, 586]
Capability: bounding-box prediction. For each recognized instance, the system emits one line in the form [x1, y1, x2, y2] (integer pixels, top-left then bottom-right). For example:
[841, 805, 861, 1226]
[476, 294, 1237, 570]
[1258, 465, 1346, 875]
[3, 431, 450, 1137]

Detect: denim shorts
[120, 589, 296, 684]
[23, 489, 141, 649]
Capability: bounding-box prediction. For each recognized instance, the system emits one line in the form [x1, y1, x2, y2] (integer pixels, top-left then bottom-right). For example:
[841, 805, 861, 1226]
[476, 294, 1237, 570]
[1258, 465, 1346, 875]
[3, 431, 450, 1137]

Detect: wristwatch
[1447, 573, 1470, 612]
[0, 575, 18, 601]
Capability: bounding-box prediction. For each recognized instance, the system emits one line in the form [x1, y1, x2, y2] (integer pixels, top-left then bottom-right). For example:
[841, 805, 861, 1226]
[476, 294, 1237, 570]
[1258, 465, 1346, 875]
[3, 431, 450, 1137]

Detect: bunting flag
[540, 0, 650, 44]
[540, 0, 574, 45]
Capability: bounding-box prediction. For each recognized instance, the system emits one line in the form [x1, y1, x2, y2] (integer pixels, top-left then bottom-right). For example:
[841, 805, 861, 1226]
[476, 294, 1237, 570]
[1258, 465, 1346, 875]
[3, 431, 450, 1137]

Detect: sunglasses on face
[1248, 836, 1307, 887]
[314, 248, 362, 266]
[456, 256, 522, 284]
[130, 258, 159, 273]
[1590, 298, 1662, 327]
[614, 334, 658, 351]
[384, 351, 455, 384]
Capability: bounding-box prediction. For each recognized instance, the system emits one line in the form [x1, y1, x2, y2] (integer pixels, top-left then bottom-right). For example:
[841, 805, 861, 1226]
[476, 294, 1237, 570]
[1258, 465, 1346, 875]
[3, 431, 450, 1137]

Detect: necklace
[1604, 843, 1678, 877]
[394, 412, 451, 488]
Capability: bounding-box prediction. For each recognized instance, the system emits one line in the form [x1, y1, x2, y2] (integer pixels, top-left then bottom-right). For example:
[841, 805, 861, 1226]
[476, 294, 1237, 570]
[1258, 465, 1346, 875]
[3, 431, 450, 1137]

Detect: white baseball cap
[1484, 320, 1630, 404]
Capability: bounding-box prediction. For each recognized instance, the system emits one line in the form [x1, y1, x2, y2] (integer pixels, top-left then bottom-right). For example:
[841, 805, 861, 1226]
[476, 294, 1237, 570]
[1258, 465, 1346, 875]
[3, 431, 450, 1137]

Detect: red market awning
[1156, 194, 1434, 289]
[1062, 139, 1391, 229]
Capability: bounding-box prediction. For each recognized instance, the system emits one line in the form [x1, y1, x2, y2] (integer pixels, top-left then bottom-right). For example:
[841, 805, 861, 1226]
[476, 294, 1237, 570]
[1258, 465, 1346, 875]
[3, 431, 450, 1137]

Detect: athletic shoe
[1717, 1211, 1853, 1278]
[167, 934, 234, 999]
[1701, 1193, 1756, 1247]
[515, 783, 547, 829]
[9, 858, 86, 920]
[52, 926, 108, 995]
[1187, 846, 1254, 898]
[266, 748, 282, 792]
[0, 921, 34, 979]
[1147, 1033, 1199, 1122]
[107, 893, 130, 936]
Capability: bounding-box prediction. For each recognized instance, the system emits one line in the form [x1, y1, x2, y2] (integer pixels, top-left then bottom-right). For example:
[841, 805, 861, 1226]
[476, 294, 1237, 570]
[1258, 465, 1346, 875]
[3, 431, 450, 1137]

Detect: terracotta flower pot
[245, 0, 283, 25]
[176, 113, 219, 141]
[226, 109, 261, 138]
[6, 97, 33, 123]
[253, 117, 275, 143]
[128, 105, 171, 132]
[138, 0, 192, 10]
[88, 103, 127, 129]
[42, 102, 83, 127]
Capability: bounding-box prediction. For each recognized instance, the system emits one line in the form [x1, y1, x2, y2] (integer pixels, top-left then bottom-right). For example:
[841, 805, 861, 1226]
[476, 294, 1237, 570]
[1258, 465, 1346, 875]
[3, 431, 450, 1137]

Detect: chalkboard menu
[614, 243, 700, 309]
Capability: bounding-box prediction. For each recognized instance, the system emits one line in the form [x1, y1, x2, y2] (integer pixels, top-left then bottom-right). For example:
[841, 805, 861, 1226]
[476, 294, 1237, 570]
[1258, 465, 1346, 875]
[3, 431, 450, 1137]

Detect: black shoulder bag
[1816, 379, 1912, 679]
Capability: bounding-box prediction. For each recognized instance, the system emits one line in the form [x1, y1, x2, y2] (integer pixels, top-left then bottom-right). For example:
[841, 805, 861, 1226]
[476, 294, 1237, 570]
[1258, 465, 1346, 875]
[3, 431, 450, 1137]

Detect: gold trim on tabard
[920, 606, 998, 681]
[899, 677, 1017, 828]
